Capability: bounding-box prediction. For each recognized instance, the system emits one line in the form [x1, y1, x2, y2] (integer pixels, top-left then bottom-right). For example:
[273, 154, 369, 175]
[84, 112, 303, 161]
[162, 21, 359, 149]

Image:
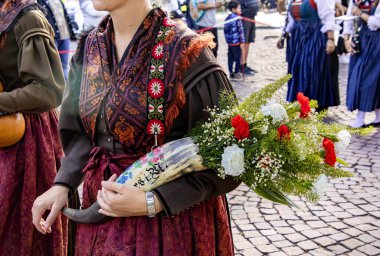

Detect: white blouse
[285, 0, 340, 33]
[344, 1, 380, 35]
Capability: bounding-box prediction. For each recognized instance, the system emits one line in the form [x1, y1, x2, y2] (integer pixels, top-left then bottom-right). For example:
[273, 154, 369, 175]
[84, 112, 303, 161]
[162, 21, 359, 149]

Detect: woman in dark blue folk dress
[344, 0, 380, 128]
[285, 0, 340, 111]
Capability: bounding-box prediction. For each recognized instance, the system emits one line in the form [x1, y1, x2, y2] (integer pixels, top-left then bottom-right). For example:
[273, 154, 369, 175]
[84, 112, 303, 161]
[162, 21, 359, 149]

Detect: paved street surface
[216, 14, 380, 256]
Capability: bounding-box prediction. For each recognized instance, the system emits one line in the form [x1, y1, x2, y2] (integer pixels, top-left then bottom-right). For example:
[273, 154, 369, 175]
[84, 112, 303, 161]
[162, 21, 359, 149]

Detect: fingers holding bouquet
[97, 174, 152, 217]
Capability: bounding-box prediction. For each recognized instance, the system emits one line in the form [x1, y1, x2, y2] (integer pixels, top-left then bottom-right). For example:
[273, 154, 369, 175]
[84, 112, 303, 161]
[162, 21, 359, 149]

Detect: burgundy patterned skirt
[75, 148, 234, 256]
[0, 111, 67, 255]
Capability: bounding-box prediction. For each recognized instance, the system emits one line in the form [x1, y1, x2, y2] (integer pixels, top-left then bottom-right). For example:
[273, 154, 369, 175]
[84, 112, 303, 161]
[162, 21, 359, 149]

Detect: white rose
[311, 174, 328, 199]
[221, 144, 245, 176]
[260, 103, 288, 124]
[334, 130, 351, 153]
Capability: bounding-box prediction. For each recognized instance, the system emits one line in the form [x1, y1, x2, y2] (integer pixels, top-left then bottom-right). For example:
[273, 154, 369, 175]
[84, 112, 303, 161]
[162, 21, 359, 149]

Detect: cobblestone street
[217, 21, 380, 256]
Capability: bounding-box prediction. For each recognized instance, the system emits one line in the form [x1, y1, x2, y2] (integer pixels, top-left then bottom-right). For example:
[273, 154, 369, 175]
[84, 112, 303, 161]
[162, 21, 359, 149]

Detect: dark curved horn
[62, 201, 112, 224]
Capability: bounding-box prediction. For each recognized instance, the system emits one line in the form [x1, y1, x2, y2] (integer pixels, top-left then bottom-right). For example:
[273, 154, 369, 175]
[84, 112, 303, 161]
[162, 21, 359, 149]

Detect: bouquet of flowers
[63, 75, 370, 223]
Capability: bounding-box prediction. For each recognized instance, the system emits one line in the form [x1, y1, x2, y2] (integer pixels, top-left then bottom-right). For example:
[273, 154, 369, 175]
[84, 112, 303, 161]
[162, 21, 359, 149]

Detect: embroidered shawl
[79, 8, 195, 154]
[0, 0, 36, 36]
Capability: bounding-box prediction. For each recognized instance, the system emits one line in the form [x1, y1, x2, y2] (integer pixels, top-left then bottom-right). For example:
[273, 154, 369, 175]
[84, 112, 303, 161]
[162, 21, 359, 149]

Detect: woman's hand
[335, 3, 347, 16]
[276, 38, 284, 49]
[276, 33, 288, 49]
[32, 186, 69, 234]
[326, 40, 336, 54]
[345, 39, 356, 54]
[352, 7, 362, 16]
[98, 174, 163, 217]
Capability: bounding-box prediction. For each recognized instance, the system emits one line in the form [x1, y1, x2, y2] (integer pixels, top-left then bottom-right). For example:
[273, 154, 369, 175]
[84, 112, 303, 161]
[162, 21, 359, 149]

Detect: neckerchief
[80, 8, 192, 154]
[290, 0, 317, 20]
[354, 0, 376, 12]
[0, 0, 36, 36]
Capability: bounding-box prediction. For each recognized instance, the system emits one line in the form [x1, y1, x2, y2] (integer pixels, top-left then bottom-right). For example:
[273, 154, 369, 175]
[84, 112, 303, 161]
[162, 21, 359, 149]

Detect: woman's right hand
[335, 3, 347, 16]
[344, 39, 356, 54]
[276, 38, 284, 49]
[32, 185, 69, 234]
[351, 7, 362, 17]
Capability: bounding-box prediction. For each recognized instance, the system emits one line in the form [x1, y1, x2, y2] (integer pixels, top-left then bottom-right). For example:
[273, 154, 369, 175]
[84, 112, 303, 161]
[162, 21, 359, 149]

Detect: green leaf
[336, 157, 349, 166]
[254, 185, 300, 209]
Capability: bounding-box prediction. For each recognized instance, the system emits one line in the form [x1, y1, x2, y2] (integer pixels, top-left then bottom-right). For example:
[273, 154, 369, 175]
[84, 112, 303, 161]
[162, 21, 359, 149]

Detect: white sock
[350, 111, 366, 128]
[373, 108, 380, 123]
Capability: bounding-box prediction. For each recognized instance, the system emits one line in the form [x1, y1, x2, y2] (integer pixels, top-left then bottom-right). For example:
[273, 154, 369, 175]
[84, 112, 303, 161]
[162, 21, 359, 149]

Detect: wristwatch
[146, 191, 156, 218]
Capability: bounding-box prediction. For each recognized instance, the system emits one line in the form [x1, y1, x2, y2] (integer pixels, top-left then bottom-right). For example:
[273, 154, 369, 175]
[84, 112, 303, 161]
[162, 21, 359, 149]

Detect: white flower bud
[334, 130, 351, 153]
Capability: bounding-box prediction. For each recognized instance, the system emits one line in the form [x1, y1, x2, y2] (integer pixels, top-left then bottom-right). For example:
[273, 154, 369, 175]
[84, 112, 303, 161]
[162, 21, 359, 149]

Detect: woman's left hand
[352, 7, 362, 16]
[326, 40, 336, 54]
[97, 174, 150, 217]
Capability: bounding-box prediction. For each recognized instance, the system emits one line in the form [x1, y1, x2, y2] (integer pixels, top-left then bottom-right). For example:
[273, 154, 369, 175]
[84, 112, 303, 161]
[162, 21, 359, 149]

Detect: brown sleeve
[153, 48, 241, 216]
[54, 51, 92, 192]
[0, 11, 65, 113]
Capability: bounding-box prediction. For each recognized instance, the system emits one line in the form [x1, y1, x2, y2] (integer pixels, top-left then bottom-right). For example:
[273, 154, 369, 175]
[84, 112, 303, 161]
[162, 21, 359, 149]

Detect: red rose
[322, 138, 336, 166]
[231, 115, 250, 140]
[277, 124, 291, 140]
[297, 92, 311, 118]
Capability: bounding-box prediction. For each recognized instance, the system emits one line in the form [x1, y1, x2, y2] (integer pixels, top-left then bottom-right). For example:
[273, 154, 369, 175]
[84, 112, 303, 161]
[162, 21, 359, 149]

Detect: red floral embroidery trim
[148, 78, 164, 99]
[146, 18, 174, 136]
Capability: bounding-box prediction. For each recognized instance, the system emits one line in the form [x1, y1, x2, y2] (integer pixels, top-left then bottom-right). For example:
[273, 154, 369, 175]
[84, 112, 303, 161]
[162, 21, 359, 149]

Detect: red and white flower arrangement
[64, 76, 373, 223]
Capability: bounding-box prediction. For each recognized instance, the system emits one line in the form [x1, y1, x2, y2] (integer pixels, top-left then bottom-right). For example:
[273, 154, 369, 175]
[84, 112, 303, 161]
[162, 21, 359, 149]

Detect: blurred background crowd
[41, 0, 380, 128]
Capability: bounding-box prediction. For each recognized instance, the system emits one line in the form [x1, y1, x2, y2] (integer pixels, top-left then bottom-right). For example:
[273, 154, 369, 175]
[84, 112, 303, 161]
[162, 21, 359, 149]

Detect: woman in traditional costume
[32, 0, 240, 255]
[344, 0, 380, 128]
[285, 0, 340, 111]
[0, 0, 67, 255]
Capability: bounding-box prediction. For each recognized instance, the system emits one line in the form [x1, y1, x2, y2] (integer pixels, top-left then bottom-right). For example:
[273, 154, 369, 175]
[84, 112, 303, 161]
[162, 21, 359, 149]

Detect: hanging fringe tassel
[165, 33, 215, 134]
[176, 33, 216, 76]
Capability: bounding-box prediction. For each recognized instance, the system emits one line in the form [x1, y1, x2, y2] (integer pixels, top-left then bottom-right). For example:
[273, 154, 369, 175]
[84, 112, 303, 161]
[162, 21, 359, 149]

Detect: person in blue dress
[285, 0, 340, 112]
[344, 0, 380, 127]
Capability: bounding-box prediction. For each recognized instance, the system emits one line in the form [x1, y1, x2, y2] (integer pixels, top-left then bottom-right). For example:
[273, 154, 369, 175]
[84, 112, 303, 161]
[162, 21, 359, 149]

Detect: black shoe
[230, 73, 242, 79]
[234, 72, 242, 79]
[369, 121, 380, 127]
[241, 67, 254, 75]
[245, 66, 258, 74]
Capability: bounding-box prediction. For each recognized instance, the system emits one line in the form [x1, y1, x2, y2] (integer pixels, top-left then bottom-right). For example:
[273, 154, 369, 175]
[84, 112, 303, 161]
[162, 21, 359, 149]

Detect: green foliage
[219, 90, 239, 110]
[238, 74, 291, 113]
[187, 75, 367, 207]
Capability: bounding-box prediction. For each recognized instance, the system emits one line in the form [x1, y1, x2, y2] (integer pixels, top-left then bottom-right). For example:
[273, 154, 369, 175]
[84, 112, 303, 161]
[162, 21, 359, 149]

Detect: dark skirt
[75, 147, 234, 256]
[347, 25, 380, 112]
[286, 20, 340, 108]
[0, 111, 67, 255]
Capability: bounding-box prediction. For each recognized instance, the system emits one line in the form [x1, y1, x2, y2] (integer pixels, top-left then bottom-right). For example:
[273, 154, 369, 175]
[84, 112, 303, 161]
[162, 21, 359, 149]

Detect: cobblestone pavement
[216, 23, 380, 256]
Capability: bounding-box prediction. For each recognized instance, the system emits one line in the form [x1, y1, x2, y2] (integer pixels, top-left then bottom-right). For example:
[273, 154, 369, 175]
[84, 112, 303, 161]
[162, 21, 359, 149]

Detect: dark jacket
[224, 13, 245, 45]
